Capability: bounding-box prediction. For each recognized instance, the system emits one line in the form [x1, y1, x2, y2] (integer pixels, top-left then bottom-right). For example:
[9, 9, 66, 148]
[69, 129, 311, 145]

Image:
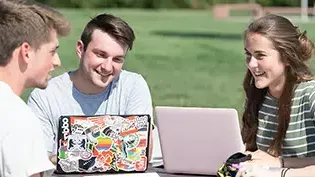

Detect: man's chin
[99, 77, 114, 85]
[96, 82, 111, 89]
[36, 80, 49, 89]
[25, 81, 48, 89]
[38, 84, 48, 89]
[99, 75, 111, 82]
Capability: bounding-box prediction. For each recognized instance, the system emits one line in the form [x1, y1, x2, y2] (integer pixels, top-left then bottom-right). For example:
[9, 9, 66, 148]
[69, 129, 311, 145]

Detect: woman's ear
[280, 54, 290, 66]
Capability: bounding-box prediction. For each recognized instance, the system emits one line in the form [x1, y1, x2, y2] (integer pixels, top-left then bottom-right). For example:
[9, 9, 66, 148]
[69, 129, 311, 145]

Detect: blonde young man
[0, 1, 71, 176]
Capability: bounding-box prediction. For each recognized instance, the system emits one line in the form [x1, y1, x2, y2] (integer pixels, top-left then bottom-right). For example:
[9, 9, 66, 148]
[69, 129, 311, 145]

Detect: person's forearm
[149, 127, 153, 161]
[30, 173, 41, 177]
[283, 156, 315, 168]
[285, 165, 315, 177]
[49, 154, 57, 165]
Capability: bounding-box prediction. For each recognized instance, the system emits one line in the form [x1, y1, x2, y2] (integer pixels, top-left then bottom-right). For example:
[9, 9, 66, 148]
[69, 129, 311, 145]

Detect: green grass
[21, 9, 315, 117]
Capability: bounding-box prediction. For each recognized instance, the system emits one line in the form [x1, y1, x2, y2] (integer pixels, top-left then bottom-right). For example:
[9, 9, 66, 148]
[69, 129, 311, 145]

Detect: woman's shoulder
[294, 80, 315, 97]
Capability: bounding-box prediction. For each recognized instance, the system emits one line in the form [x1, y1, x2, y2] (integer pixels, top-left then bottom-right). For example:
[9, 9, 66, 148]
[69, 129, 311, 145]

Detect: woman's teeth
[254, 72, 265, 76]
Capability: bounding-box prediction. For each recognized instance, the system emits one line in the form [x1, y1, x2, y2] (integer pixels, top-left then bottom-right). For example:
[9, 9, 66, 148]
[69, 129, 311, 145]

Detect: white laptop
[155, 106, 245, 175]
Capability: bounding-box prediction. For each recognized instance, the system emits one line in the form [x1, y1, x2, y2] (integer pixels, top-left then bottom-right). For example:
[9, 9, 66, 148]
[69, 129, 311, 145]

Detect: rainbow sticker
[95, 136, 113, 151]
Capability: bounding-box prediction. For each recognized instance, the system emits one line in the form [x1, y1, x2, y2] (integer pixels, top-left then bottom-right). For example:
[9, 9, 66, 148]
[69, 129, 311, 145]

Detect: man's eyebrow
[253, 50, 266, 54]
[92, 48, 106, 53]
[52, 45, 59, 50]
[115, 55, 125, 58]
[92, 48, 109, 57]
[93, 48, 125, 58]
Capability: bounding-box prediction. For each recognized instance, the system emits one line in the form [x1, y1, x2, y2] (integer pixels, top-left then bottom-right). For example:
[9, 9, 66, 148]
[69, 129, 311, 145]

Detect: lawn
[21, 9, 315, 117]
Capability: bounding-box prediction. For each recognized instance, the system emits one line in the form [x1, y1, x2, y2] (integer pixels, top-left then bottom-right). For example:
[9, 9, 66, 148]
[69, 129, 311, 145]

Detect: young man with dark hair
[28, 13, 160, 165]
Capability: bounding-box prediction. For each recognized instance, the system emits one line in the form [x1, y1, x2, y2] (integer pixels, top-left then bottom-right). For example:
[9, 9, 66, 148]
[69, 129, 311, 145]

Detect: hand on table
[49, 155, 57, 165]
[245, 150, 281, 167]
[236, 162, 282, 177]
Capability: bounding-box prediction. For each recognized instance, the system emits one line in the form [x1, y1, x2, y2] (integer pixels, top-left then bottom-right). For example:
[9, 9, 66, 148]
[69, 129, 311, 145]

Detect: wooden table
[53, 166, 215, 177]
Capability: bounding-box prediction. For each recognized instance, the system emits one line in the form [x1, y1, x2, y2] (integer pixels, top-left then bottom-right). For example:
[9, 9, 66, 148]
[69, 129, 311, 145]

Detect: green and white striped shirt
[257, 80, 315, 157]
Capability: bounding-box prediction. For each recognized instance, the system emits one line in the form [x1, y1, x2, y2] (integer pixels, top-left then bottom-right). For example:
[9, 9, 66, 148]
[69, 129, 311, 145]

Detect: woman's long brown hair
[242, 14, 314, 156]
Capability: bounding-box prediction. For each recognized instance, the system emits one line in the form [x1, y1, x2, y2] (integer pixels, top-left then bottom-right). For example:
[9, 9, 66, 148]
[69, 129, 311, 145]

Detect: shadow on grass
[151, 31, 242, 40]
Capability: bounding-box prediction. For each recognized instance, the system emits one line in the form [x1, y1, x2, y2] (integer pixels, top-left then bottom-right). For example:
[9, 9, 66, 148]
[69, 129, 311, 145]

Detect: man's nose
[53, 53, 61, 68]
[101, 58, 113, 73]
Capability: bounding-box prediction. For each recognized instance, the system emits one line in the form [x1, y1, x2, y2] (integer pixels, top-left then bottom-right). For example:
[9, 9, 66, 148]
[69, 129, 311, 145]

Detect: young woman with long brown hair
[238, 14, 315, 177]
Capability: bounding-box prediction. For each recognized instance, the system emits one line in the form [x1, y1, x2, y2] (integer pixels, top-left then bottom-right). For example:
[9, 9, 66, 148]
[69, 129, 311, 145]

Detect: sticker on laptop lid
[56, 115, 150, 174]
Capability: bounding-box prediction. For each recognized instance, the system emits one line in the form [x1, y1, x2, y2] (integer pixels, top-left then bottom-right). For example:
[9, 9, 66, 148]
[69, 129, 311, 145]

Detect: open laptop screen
[155, 106, 244, 175]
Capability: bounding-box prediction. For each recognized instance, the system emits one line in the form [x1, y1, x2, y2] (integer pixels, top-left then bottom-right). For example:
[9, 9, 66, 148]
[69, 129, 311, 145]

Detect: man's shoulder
[30, 72, 70, 96]
[120, 70, 142, 78]
[118, 70, 146, 84]
[48, 72, 71, 87]
[0, 86, 27, 111]
[0, 91, 37, 126]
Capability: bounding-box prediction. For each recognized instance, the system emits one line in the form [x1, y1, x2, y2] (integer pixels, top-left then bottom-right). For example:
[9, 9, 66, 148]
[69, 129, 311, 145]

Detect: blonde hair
[0, 0, 71, 65]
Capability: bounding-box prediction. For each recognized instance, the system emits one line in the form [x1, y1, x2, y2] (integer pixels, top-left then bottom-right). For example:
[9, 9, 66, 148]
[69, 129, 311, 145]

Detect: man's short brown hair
[80, 13, 135, 52]
[0, 0, 71, 65]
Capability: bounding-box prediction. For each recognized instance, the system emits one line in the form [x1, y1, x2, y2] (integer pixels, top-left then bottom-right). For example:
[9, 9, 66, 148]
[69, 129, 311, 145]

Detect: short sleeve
[125, 75, 154, 127]
[308, 85, 315, 118]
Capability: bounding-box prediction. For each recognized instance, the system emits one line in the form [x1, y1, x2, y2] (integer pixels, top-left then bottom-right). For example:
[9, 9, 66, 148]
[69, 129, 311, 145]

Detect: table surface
[53, 166, 216, 177]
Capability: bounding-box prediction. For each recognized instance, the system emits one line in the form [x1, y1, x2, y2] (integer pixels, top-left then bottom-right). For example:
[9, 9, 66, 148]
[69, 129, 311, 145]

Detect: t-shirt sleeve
[125, 75, 154, 127]
[1, 119, 54, 177]
[308, 85, 315, 118]
[27, 90, 55, 155]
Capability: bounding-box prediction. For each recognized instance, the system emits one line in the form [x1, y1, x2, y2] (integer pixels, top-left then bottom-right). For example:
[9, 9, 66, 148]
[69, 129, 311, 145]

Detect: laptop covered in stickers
[55, 114, 151, 174]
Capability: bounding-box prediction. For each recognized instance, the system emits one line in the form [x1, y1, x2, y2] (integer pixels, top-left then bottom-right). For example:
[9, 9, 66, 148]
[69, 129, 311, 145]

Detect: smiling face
[76, 29, 127, 94]
[244, 32, 287, 96]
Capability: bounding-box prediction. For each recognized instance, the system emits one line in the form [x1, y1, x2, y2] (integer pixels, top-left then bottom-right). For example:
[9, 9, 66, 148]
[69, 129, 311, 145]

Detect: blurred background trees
[33, 0, 315, 9]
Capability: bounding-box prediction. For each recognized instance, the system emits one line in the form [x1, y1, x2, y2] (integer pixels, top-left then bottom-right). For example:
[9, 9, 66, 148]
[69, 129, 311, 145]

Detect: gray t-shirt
[27, 70, 153, 155]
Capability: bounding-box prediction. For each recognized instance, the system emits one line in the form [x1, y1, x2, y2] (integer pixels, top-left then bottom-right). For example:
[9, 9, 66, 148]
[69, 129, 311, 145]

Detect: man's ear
[19, 42, 33, 64]
[76, 40, 84, 59]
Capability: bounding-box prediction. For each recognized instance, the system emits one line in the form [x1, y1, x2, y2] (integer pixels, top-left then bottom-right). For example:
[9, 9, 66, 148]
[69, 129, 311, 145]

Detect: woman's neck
[268, 74, 286, 99]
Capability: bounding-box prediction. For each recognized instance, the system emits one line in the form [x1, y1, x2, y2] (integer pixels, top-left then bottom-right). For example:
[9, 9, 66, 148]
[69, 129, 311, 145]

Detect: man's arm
[125, 75, 154, 160]
[27, 90, 56, 159]
[149, 125, 153, 161]
[125, 75, 153, 118]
